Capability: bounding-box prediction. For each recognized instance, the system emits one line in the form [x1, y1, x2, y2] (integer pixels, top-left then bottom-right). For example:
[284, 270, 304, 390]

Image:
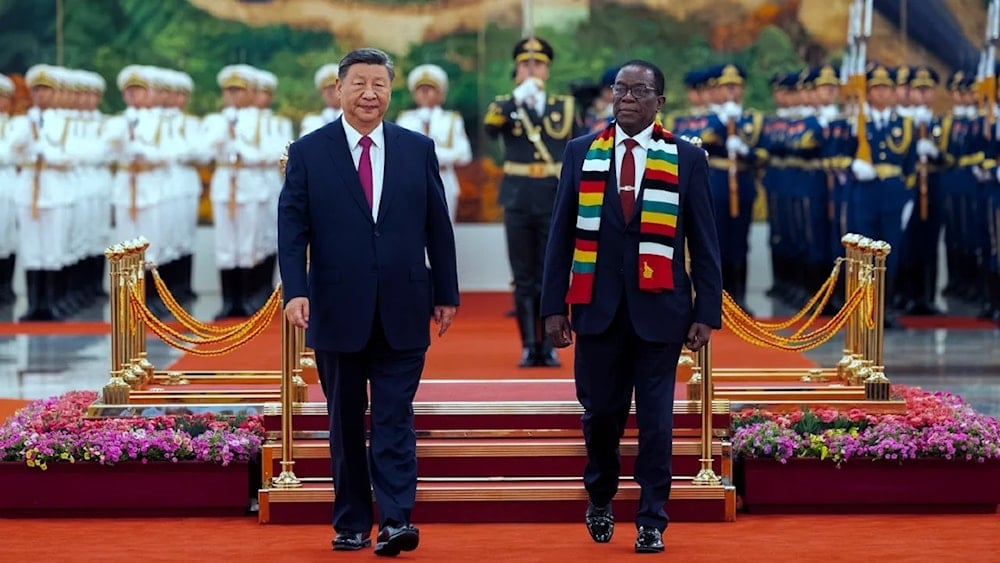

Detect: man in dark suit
[278, 48, 459, 557]
[541, 60, 722, 554]
[484, 36, 579, 368]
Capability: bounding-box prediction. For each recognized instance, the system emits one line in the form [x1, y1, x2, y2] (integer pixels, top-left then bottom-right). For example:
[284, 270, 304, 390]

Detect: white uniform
[395, 106, 472, 223]
[300, 107, 342, 137]
[0, 111, 18, 260]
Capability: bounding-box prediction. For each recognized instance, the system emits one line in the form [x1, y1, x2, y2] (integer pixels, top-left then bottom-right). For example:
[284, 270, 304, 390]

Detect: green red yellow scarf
[565, 122, 680, 304]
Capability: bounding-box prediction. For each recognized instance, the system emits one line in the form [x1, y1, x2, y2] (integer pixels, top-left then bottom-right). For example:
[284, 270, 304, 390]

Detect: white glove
[851, 159, 877, 182]
[996, 166, 1000, 184]
[415, 106, 433, 122]
[725, 135, 750, 156]
[916, 138, 939, 159]
[972, 166, 990, 183]
[222, 106, 239, 123]
[912, 106, 933, 126]
[719, 101, 741, 122]
[513, 78, 541, 105]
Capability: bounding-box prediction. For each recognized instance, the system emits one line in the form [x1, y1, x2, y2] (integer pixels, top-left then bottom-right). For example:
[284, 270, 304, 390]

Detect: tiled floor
[1, 286, 998, 417]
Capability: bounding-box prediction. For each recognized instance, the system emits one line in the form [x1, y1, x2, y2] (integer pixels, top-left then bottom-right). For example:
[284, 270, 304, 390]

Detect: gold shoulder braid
[543, 96, 574, 140]
[885, 117, 913, 155]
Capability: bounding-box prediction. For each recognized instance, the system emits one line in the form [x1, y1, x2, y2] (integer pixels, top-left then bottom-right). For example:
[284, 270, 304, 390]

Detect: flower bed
[0, 391, 265, 469]
[0, 391, 266, 516]
[732, 385, 1000, 513]
[731, 385, 1000, 465]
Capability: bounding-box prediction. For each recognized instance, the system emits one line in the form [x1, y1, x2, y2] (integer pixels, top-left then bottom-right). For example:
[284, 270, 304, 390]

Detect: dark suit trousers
[315, 311, 427, 534]
[574, 294, 682, 531]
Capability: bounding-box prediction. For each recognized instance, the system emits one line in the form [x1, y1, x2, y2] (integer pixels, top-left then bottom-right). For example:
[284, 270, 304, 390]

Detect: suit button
[374, 230, 381, 237]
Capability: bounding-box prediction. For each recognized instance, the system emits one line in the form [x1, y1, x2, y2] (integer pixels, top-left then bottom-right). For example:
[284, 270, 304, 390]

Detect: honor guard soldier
[758, 72, 795, 304]
[396, 63, 473, 223]
[979, 67, 1000, 324]
[200, 64, 265, 319]
[893, 65, 914, 118]
[248, 68, 289, 311]
[7, 65, 76, 320]
[940, 72, 984, 306]
[699, 63, 765, 315]
[300, 63, 342, 137]
[663, 69, 709, 140]
[0, 74, 17, 306]
[162, 70, 202, 306]
[898, 65, 945, 315]
[845, 63, 918, 327]
[484, 36, 579, 367]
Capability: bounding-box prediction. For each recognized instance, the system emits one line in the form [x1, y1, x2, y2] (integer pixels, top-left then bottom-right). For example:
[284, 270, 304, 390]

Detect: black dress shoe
[585, 501, 614, 543]
[634, 526, 664, 553]
[373, 523, 419, 557]
[518, 346, 538, 367]
[332, 531, 371, 551]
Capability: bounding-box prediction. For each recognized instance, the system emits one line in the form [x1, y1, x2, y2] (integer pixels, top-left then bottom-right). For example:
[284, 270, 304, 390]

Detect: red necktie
[358, 135, 374, 209]
[620, 138, 638, 221]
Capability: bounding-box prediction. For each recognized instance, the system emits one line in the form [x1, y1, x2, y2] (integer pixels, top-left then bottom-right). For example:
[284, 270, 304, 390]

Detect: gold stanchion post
[272, 316, 302, 488]
[119, 240, 142, 389]
[850, 237, 874, 384]
[836, 234, 860, 380]
[692, 340, 720, 486]
[864, 241, 892, 400]
[134, 237, 155, 384]
[102, 245, 130, 404]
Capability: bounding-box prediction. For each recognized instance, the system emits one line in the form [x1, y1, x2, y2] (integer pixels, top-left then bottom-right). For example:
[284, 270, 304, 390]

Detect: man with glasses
[484, 36, 579, 368]
[541, 60, 722, 554]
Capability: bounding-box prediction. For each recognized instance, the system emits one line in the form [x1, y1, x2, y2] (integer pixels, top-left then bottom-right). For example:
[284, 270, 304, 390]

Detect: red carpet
[0, 514, 995, 561]
[166, 292, 817, 377]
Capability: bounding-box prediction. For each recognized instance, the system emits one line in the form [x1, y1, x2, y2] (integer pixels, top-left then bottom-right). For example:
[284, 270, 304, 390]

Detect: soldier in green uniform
[484, 37, 579, 367]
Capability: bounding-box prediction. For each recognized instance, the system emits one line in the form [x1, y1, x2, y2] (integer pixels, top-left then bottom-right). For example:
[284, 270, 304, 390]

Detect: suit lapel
[377, 122, 402, 225]
[324, 119, 374, 224]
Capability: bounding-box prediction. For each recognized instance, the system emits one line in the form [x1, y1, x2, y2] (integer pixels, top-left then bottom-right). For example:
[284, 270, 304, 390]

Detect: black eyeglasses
[611, 83, 660, 99]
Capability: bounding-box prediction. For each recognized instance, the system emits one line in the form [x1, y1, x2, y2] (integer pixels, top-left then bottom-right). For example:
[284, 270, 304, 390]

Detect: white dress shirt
[342, 119, 385, 221]
[614, 122, 654, 203]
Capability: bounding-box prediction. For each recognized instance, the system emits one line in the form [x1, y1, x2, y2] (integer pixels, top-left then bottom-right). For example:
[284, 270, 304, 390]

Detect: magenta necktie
[620, 138, 638, 221]
[358, 135, 374, 209]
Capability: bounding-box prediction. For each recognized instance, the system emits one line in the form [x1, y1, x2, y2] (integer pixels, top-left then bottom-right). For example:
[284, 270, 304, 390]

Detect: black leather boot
[515, 297, 538, 367]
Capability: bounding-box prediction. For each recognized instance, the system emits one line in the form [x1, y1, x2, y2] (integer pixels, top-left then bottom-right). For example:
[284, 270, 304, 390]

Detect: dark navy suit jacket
[540, 133, 723, 343]
[278, 118, 460, 352]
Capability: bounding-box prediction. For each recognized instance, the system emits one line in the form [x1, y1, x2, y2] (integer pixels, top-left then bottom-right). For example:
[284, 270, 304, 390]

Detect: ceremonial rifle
[853, 0, 873, 165]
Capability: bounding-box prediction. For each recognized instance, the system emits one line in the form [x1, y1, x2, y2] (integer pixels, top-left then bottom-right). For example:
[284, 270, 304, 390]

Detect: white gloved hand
[995, 166, 1000, 184]
[916, 138, 940, 159]
[725, 135, 750, 156]
[912, 106, 933, 126]
[513, 78, 541, 105]
[719, 100, 741, 122]
[971, 165, 990, 183]
[851, 159, 877, 182]
[415, 106, 432, 122]
[222, 106, 239, 123]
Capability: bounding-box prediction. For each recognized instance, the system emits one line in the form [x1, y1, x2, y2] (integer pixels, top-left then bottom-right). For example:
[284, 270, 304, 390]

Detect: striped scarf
[565, 122, 680, 305]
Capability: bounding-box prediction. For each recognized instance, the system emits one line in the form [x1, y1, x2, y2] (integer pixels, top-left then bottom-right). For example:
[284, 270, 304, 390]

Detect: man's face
[31, 85, 55, 109]
[895, 85, 909, 105]
[685, 88, 700, 106]
[254, 89, 273, 109]
[868, 84, 894, 109]
[814, 84, 839, 106]
[337, 63, 392, 132]
[911, 86, 935, 106]
[222, 86, 250, 108]
[514, 59, 549, 85]
[321, 84, 340, 109]
[123, 85, 150, 108]
[412, 84, 443, 109]
[612, 65, 664, 136]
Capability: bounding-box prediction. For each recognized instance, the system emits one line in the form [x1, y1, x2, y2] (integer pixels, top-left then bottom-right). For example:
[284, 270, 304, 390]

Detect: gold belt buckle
[528, 162, 546, 178]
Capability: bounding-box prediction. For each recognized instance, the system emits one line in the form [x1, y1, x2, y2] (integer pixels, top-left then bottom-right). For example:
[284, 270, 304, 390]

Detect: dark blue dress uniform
[759, 73, 793, 301]
[698, 64, 765, 311]
[940, 73, 985, 303]
[787, 67, 837, 298]
[898, 66, 945, 315]
[843, 65, 918, 315]
[978, 95, 1000, 322]
[484, 36, 579, 366]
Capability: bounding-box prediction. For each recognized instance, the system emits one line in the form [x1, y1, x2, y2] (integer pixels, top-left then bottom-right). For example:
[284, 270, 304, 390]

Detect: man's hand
[544, 314, 573, 348]
[434, 305, 458, 337]
[284, 297, 309, 329]
[685, 322, 713, 352]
